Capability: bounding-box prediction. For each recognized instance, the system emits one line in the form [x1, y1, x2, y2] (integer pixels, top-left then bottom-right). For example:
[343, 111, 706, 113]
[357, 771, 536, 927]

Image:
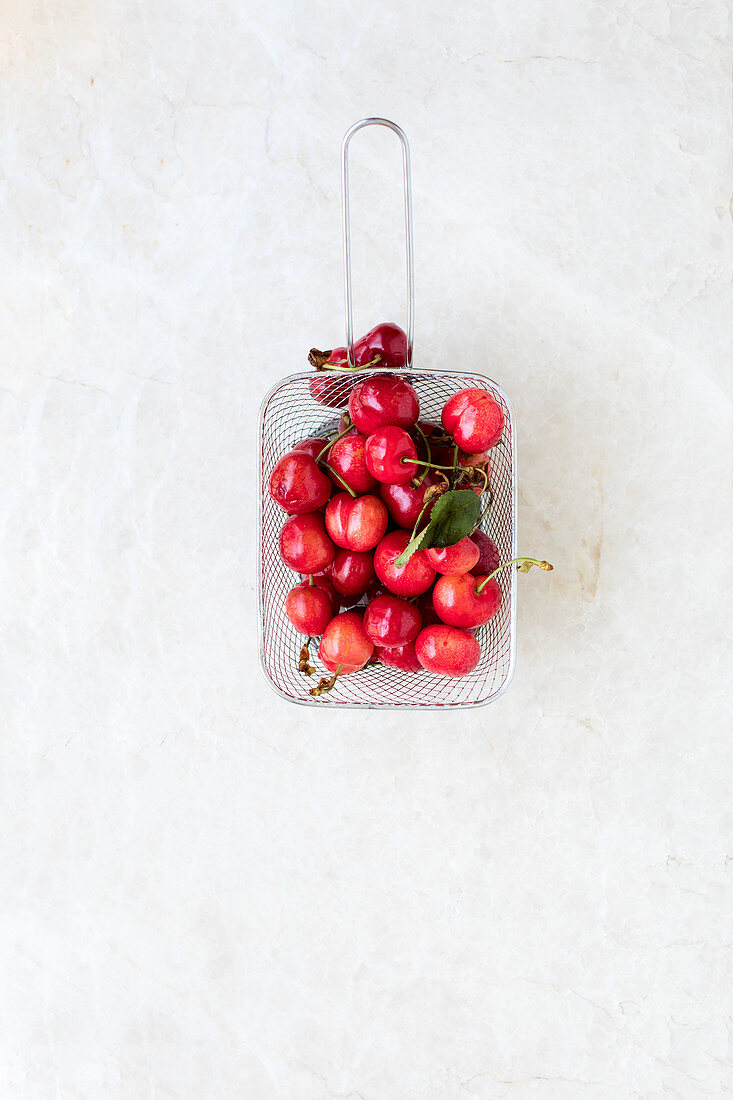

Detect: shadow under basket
[258, 367, 517, 709]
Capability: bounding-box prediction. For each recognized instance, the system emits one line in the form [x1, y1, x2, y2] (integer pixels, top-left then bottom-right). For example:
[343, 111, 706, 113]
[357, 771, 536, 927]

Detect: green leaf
[394, 489, 481, 569]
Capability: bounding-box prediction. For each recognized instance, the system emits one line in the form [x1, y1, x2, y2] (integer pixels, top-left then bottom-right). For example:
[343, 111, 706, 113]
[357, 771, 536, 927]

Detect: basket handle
[341, 118, 415, 369]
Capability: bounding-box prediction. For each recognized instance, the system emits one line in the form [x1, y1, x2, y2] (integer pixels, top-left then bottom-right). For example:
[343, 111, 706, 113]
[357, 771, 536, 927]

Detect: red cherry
[325, 492, 388, 552]
[363, 593, 422, 647]
[376, 640, 422, 672]
[374, 530, 436, 598]
[442, 388, 505, 453]
[298, 571, 340, 613]
[425, 536, 480, 575]
[279, 513, 335, 574]
[329, 549, 374, 598]
[470, 532, 501, 576]
[269, 451, 332, 514]
[292, 435, 329, 462]
[365, 426, 418, 484]
[348, 374, 419, 434]
[308, 347, 352, 408]
[432, 573, 502, 628]
[415, 625, 481, 677]
[327, 431, 377, 494]
[318, 611, 374, 674]
[353, 322, 408, 369]
[285, 582, 335, 635]
[379, 471, 443, 529]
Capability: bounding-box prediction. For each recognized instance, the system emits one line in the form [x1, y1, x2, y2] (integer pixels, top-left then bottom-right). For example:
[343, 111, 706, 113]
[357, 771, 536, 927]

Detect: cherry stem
[321, 463, 357, 498]
[475, 558, 554, 594]
[412, 423, 431, 487]
[315, 354, 382, 374]
[470, 490, 494, 534]
[401, 456, 458, 472]
[316, 425, 352, 463]
[308, 574, 314, 586]
[309, 663, 343, 697]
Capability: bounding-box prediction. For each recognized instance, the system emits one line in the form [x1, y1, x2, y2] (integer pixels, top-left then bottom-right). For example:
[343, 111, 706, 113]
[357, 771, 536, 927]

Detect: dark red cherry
[470, 532, 501, 576]
[292, 435, 329, 462]
[353, 322, 408, 369]
[379, 471, 443, 529]
[329, 549, 374, 598]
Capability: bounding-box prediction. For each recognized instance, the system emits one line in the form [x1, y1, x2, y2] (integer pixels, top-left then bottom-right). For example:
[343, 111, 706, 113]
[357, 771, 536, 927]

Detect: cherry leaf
[394, 490, 481, 568]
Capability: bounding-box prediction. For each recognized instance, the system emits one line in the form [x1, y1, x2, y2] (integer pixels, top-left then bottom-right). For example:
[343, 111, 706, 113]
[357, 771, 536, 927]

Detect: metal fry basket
[258, 119, 517, 709]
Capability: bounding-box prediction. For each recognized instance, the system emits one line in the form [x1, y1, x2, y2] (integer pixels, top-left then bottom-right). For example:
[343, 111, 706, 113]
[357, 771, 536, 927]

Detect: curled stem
[298, 638, 316, 676]
[475, 558, 554, 594]
[309, 663, 343, 697]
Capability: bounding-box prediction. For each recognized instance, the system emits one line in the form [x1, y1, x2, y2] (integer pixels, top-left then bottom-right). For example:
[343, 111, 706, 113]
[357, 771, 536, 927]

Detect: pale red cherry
[442, 387, 504, 453]
[327, 430, 377, 494]
[363, 593, 422, 647]
[348, 374, 419, 434]
[318, 611, 374, 673]
[329, 549, 374, 598]
[285, 582, 335, 635]
[292, 435, 330, 462]
[269, 451, 332, 514]
[376, 640, 422, 672]
[279, 513, 335, 574]
[432, 572, 502, 629]
[415, 625, 481, 677]
[379, 470, 443, 529]
[325, 492, 388, 551]
[470, 532, 501, 576]
[374, 530, 436, 598]
[364, 426, 418, 485]
[425, 536, 480, 575]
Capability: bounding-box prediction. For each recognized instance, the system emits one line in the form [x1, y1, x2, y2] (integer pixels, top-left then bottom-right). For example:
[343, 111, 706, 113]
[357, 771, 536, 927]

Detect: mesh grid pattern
[258, 369, 516, 709]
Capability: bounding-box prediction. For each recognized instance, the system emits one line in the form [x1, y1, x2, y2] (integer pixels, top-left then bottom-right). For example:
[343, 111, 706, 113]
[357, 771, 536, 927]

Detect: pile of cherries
[269, 323, 550, 698]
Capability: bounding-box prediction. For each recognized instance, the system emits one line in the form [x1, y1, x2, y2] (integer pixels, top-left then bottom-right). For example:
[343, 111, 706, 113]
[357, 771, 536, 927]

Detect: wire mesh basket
[257, 120, 518, 709]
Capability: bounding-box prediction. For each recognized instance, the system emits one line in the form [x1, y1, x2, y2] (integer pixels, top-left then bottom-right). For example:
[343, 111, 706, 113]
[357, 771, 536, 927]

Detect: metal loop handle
[341, 118, 415, 369]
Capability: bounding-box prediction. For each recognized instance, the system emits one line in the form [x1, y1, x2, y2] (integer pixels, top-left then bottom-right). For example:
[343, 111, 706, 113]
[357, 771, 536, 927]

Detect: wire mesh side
[258, 369, 516, 709]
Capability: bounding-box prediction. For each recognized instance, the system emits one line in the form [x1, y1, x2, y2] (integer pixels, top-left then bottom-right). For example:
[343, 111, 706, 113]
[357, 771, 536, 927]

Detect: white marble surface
[2, 1, 732, 1096]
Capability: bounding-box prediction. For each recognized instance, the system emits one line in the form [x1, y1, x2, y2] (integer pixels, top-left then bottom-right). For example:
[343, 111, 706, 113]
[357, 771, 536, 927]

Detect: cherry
[348, 374, 419, 434]
[379, 470, 444, 529]
[363, 593, 422, 647]
[374, 530, 436, 597]
[279, 513, 335, 574]
[285, 581, 335, 635]
[325, 492, 388, 552]
[376, 640, 422, 673]
[353, 322, 408, 369]
[329, 549, 374, 598]
[442, 388, 505, 453]
[415, 625, 481, 677]
[426, 535, 480, 575]
[365, 426, 418, 484]
[298, 571, 340, 613]
[308, 347, 353, 408]
[269, 451, 332, 514]
[432, 572, 502, 629]
[292, 435, 330, 462]
[327, 430, 377, 495]
[311, 611, 374, 696]
[470, 532, 501, 576]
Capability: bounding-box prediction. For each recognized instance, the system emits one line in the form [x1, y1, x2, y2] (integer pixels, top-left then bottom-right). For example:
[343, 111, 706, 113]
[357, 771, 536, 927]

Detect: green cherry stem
[308, 574, 314, 586]
[321, 464, 357, 498]
[316, 425, 352, 463]
[401, 456, 459, 472]
[309, 663, 343, 697]
[475, 558, 554, 594]
[412, 422, 432, 487]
